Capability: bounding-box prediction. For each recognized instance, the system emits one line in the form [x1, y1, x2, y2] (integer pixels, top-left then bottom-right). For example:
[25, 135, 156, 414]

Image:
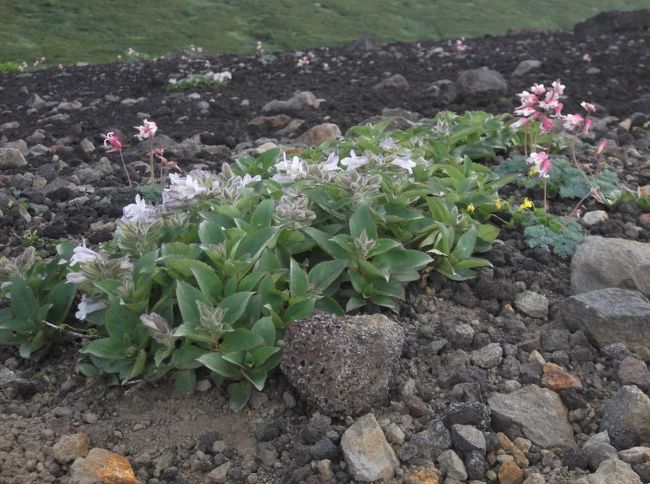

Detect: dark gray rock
[451, 424, 486, 454]
[410, 419, 452, 461]
[373, 74, 410, 90]
[464, 450, 486, 480]
[456, 67, 507, 95]
[600, 385, 650, 449]
[512, 60, 542, 77]
[581, 432, 618, 471]
[281, 312, 404, 415]
[574, 9, 650, 36]
[445, 401, 491, 430]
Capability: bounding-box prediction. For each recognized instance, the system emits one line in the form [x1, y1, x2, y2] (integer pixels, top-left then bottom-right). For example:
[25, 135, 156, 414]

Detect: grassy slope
[2, 0, 650, 64]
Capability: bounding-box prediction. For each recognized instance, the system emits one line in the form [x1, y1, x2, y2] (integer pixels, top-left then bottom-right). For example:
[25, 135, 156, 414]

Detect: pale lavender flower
[121, 194, 158, 223]
[321, 152, 340, 171]
[272, 153, 306, 183]
[70, 242, 100, 266]
[391, 156, 417, 174]
[75, 296, 107, 320]
[340, 150, 369, 171]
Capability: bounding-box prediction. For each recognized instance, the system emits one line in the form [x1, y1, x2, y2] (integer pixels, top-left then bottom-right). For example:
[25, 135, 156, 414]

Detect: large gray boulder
[558, 288, 650, 358]
[456, 67, 507, 96]
[281, 312, 404, 415]
[600, 385, 650, 449]
[488, 385, 575, 449]
[571, 236, 650, 297]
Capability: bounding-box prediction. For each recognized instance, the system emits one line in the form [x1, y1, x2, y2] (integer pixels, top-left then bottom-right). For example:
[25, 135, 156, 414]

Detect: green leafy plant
[510, 206, 583, 258]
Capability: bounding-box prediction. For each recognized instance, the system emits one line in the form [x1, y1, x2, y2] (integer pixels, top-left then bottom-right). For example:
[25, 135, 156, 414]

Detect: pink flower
[527, 151, 552, 178]
[596, 140, 608, 156]
[540, 116, 554, 134]
[103, 132, 123, 153]
[455, 38, 468, 52]
[581, 101, 596, 114]
[551, 80, 565, 96]
[135, 119, 158, 141]
[531, 83, 546, 95]
[583, 118, 593, 135]
[563, 113, 584, 131]
[582, 53, 592, 63]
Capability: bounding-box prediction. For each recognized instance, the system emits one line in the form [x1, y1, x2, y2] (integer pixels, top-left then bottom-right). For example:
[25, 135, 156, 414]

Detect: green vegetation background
[2, 0, 650, 64]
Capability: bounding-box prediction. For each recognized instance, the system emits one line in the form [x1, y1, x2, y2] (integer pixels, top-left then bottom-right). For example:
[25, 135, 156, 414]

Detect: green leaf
[191, 266, 223, 300]
[10, 279, 41, 323]
[308, 259, 348, 293]
[285, 298, 315, 321]
[172, 345, 208, 370]
[242, 368, 268, 391]
[303, 227, 352, 259]
[176, 280, 214, 325]
[251, 317, 276, 345]
[198, 220, 226, 245]
[451, 226, 478, 260]
[163, 257, 215, 278]
[82, 338, 127, 359]
[45, 281, 76, 325]
[220, 291, 254, 325]
[373, 248, 433, 273]
[234, 227, 278, 260]
[289, 258, 309, 297]
[105, 300, 140, 341]
[78, 363, 101, 378]
[132, 250, 158, 285]
[345, 296, 366, 312]
[314, 296, 344, 315]
[220, 328, 265, 353]
[198, 352, 242, 378]
[251, 199, 275, 227]
[349, 204, 377, 239]
[174, 369, 196, 394]
[127, 349, 148, 380]
[228, 381, 251, 412]
[248, 346, 281, 367]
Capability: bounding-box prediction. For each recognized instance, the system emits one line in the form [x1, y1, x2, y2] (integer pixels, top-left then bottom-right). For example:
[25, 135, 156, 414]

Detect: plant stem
[149, 137, 155, 184]
[543, 178, 548, 212]
[119, 150, 132, 187]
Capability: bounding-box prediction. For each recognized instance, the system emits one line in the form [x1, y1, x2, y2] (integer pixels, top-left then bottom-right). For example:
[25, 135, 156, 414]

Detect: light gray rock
[618, 356, 650, 389]
[600, 385, 650, 449]
[515, 290, 549, 319]
[438, 449, 468, 481]
[456, 67, 507, 95]
[262, 91, 321, 114]
[52, 433, 89, 464]
[282, 312, 404, 415]
[582, 431, 618, 471]
[618, 446, 650, 465]
[581, 210, 609, 226]
[373, 74, 410, 90]
[340, 413, 398, 482]
[488, 384, 575, 449]
[5, 139, 29, 157]
[451, 424, 486, 454]
[574, 458, 641, 484]
[296, 123, 342, 146]
[523, 473, 547, 484]
[26, 93, 46, 109]
[558, 288, 650, 358]
[0, 148, 27, 168]
[426, 79, 458, 103]
[571, 236, 650, 297]
[0, 121, 19, 132]
[207, 462, 231, 483]
[512, 60, 542, 77]
[79, 138, 95, 153]
[470, 343, 503, 369]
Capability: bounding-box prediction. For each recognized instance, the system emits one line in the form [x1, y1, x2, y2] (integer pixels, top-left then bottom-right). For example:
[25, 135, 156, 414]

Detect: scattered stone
[512, 60, 542, 77]
[488, 385, 576, 449]
[617, 356, 650, 389]
[410, 419, 452, 461]
[383, 422, 405, 445]
[581, 210, 609, 226]
[207, 462, 231, 483]
[618, 447, 650, 465]
[445, 401, 491, 430]
[340, 413, 399, 482]
[296, 123, 342, 146]
[247, 114, 292, 134]
[456, 67, 507, 95]
[497, 433, 529, 467]
[582, 431, 618, 471]
[571, 236, 650, 297]
[403, 467, 441, 484]
[0, 148, 27, 168]
[559, 288, 650, 358]
[515, 291, 549, 319]
[498, 460, 524, 484]
[574, 458, 641, 484]
[373, 74, 410, 90]
[26, 93, 46, 109]
[470, 342, 503, 369]
[427, 79, 458, 103]
[53, 433, 89, 464]
[0, 121, 19, 132]
[5, 139, 29, 157]
[451, 424, 486, 454]
[282, 312, 404, 415]
[438, 449, 468, 481]
[262, 91, 321, 114]
[600, 385, 650, 449]
[542, 362, 583, 392]
[523, 473, 546, 484]
[70, 448, 137, 484]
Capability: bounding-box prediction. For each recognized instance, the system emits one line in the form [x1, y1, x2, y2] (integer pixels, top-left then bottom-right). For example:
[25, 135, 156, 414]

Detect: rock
[582, 210, 609, 226]
[80, 138, 95, 153]
[347, 35, 381, 52]
[296, 123, 342, 146]
[574, 9, 650, 36]
[445, 401, 491, 430]
[618, 356, 650, 389]
[373, 74, 410, 90]
[5, 139, 29, 157]
[558, 288, 650, 358]
[340, 413, 399, 482]
[69, 448, 137, 484]
[447, 323, 475, 348]
[574, 458, 642, 484]
[438, 449, 468, 481]
[281, 312, 404, 415]
[207, 462, 231, 483]
[470, 343, 503, 369]
[53, 433, 89, 464]
[634, 462, 650, 482]
[247, 114, 292, 134]
[498, 460, 524, 484]
[262, 91, 321, 114]
[0, 121, 19, 132]
[512, 60, 542, 77]
[464, 450, 486, 480]
[515, 291, 549, 319]
[618, 447, 650, 465]
[582, 431, 618, 471]
[456, 67, 507, 95]
[451, 424, 486, 454]
[488, 385, 575, 449]
[600, 385, 650, 449]
[542, 363, 583, 392]
[427, 79, 458, 103]
[26, 93, 46, 109]
[404, 467, 441, 484]
[497, 433, 529, 467]
[251, 141, 279, 156]
[410, 419, 452, 461]
[523, 473, 547, 484]
[384, 423, 405, 445]
[0, 148, 27, 168]
[571, 236, 650, 297]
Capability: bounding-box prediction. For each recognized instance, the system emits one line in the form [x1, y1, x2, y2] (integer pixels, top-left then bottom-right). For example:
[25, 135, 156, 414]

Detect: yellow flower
[495, 198, 503, 210]
[528, 166, 539, 177]
[519, 197, 534, 209]
[467, 203, 476, 213]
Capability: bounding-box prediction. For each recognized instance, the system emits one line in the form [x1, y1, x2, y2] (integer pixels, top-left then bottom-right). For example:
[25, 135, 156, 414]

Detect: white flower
[391, 156, 417, 174]
[340, 150, 369, 171]
[242, 174, 261, 186]
[70, 242, 100, 266]
[66, 271, 87, 284]
[379, 138, 397, 150]
[121, 194, 158, 223]
[272, 153, 306, 183]
[75, 296, 107, 320]
[321, 153, 340, 171]
[163, 170, 216, 207]
[212, 71, 232, 83]
[563, 113, 584, 131]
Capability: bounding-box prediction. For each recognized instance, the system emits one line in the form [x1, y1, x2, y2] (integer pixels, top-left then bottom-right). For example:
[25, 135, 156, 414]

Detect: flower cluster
[513, 80, 596, 135]
[527, 151, 552, 178]
[135, 119, 158, 141]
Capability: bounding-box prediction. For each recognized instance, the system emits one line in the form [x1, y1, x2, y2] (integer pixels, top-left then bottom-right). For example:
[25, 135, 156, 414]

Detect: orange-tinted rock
[542, 362, 583, 392]
[296, 123, 342, 146]
[498, 460, 524, 484]
[70, 448, 138, 484]
[497, 432, 529, 467]
[247, 114, 292, 133]
[404, 467, 441, 484]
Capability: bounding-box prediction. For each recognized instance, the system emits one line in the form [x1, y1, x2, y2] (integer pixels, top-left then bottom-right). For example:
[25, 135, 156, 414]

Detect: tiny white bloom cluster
[121, 194, 159, 223]
[211, 70, 232, 83]
[272, 154, 307, 183]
